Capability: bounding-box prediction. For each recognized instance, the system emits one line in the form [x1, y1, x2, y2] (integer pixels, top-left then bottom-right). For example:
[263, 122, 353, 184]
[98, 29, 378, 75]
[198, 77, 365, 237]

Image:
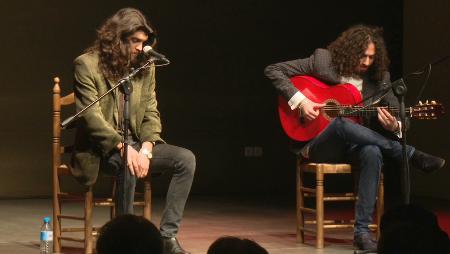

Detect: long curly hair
[327, 25, 390, 81]
[87, 8, 157, 81]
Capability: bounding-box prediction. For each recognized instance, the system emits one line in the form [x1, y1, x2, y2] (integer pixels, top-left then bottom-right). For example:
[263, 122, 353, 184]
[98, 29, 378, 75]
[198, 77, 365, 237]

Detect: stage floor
[0, 195, 448, 253]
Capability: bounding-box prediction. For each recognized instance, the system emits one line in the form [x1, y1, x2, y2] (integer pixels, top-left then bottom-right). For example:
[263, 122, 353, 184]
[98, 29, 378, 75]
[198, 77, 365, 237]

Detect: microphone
[391, 78, 407, 96]
[142, 46, 170, 63]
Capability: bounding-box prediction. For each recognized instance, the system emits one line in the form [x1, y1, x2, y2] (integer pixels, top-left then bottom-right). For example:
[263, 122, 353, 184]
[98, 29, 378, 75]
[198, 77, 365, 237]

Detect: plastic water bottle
[40, 217, 53, 254]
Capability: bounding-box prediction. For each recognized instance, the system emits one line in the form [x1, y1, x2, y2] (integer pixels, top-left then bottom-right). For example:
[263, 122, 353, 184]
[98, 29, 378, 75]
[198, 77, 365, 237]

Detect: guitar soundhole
[323, 101, 340, 120]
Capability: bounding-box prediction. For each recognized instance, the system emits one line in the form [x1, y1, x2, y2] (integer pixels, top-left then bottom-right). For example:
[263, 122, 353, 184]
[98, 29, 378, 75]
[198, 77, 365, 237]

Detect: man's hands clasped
[116, 142, 152, 178]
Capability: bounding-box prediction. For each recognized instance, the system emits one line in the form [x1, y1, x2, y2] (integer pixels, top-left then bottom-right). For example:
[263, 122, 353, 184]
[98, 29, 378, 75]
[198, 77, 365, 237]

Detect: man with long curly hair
[265, 25, 445, 251]
[72, 8, 194, 254]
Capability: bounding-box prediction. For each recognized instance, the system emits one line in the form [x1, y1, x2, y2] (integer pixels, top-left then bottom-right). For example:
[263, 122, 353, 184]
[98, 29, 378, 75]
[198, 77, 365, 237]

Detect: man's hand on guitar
[298, 98, 325, 121]
[377, 107, 399, 132]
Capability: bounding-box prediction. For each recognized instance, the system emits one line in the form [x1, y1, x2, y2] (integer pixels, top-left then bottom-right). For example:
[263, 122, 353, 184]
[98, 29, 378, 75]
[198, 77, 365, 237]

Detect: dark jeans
[304, 117, 414, 235]
[100, 142, 196, 238]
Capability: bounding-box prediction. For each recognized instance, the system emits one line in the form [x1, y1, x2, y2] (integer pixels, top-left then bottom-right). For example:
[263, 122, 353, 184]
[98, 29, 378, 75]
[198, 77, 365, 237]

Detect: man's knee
[331, 117, 353, 134]
[360, 145, 383, 162]
[176, 148, 196, 176]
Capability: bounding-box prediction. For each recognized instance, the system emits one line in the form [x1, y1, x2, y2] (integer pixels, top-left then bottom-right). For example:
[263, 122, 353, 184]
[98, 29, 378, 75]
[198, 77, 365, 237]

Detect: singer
[264, 25, 445, 251]
[71, 8, 194, 254]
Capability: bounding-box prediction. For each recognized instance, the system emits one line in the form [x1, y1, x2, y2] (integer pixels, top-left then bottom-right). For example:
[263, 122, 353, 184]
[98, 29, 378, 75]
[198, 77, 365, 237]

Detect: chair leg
[376, 173, 384, 239]
[110, 178, 117, 219]
[316, 167, 324, 249]
[53, 193, 62, 253]
[84, 187, 94, 254]
[296, 158, 305, 243]
[143, 178, 152, 221]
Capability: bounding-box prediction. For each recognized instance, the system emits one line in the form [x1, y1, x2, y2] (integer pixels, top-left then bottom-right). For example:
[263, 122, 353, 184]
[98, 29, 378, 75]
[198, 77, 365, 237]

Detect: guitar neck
[328, 106, 411, 117]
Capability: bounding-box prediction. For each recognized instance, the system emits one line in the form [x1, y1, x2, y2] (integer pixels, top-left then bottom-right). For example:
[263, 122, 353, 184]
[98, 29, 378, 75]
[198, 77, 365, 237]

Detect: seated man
[264, 24, 445, 251]
[71, 8, 195, 254]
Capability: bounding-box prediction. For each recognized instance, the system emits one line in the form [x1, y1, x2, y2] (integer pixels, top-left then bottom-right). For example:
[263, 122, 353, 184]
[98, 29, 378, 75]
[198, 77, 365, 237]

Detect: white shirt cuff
[394, 121, 402, 138]
[288, 91, 306, 110]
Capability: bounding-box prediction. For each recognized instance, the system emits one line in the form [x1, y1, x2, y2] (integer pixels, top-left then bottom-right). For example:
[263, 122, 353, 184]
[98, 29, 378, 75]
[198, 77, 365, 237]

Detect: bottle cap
[43, 217, 51, 223]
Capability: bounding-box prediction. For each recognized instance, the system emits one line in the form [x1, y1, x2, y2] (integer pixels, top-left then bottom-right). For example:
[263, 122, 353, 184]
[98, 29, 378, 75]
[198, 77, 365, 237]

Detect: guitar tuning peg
[418, 100, 423, 105]
[431, 100, 437, 104]
[426, 100, 429, 104]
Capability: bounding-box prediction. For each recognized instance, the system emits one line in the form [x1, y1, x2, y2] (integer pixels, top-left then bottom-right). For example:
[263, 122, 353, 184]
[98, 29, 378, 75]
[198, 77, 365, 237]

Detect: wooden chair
[295, 157, 384, 248]
[52, 77, 153, 254]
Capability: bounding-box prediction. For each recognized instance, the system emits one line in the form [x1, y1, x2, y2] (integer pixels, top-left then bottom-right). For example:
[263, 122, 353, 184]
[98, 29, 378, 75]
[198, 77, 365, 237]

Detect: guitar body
[278, 76, 363, 141]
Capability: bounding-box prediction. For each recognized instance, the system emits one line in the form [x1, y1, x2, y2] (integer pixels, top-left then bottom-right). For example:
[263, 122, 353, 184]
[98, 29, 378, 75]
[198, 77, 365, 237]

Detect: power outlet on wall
[244, 146, 263, 157]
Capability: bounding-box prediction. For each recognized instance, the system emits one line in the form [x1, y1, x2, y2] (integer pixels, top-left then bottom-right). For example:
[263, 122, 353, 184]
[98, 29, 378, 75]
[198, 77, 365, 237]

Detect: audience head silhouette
[378, 204, 450, 254]
[96, 214, 163, 254]
[207, 236, 269, 254]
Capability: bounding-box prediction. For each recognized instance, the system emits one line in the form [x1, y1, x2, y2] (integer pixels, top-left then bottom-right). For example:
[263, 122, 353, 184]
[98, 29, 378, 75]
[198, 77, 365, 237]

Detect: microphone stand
[347, 77, 410, 204]
[61, 59, 155, 210]
[121, 77, 133, 208]
[391, 78, 411, 204]
[391, 53, 450, 204]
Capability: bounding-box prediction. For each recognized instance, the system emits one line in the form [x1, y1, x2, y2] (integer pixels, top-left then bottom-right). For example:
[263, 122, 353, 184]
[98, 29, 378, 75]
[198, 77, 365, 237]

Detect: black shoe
[411, 150, 445, 173]
[162, 237, 190, 254]
[354, 233, 377, 251]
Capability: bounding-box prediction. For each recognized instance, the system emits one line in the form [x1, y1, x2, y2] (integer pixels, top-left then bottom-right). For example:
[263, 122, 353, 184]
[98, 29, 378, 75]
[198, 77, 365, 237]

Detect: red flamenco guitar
[278, 75, 444, 142]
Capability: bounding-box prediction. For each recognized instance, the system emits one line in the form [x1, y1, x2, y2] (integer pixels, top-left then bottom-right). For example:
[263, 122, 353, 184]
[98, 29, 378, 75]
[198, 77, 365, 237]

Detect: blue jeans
[101, 142, 196, 238]
[305, 117, 414, 235]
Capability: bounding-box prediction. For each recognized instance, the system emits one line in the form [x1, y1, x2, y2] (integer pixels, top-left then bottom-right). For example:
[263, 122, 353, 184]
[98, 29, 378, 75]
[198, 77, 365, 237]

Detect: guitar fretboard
[323, 105, 411, 117]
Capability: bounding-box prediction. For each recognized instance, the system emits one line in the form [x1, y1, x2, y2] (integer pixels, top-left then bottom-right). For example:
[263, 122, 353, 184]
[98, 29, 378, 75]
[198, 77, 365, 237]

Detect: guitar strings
[320, 105, 409, 115]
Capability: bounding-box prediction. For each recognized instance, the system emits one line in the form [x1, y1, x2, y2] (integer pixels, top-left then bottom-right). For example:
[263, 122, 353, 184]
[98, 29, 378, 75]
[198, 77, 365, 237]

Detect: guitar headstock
[411, 100, 445, 119]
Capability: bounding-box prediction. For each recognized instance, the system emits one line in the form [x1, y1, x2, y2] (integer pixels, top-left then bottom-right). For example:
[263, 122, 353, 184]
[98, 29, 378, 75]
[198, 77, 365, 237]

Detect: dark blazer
[71, 52, 164, 186]
[264, 48, 401, 139]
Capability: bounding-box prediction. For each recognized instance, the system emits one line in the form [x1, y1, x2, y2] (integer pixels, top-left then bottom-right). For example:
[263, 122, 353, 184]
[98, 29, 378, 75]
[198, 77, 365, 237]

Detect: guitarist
[264, 24, 445, 251]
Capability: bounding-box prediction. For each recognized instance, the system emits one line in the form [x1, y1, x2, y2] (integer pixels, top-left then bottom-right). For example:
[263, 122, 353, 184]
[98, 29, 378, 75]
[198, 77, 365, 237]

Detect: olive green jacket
[70, 52, 163, 186]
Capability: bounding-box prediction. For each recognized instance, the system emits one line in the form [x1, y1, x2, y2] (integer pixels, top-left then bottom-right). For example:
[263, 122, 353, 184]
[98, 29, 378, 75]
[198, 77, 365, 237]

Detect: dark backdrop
[404, 0, 450, 200]
[0, 0, 404, 197]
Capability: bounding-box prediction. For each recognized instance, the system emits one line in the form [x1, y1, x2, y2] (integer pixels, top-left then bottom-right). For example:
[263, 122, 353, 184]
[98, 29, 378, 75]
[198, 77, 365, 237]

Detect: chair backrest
[52, 77, 75, 188]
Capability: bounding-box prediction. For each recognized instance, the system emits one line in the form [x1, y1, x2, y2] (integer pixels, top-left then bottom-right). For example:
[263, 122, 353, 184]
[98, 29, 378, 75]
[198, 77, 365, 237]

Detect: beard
[355, 65, 370, 75]
[129, 51, 147, 68]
